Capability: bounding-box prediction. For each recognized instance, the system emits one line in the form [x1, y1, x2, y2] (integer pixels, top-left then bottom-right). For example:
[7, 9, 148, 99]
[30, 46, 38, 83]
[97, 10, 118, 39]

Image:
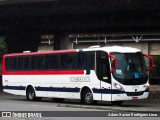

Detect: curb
[58, 104, 160, 113]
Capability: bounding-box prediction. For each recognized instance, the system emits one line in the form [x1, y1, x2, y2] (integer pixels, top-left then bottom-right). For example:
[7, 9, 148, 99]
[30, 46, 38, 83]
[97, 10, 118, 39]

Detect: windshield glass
[110, 52, 148, 85]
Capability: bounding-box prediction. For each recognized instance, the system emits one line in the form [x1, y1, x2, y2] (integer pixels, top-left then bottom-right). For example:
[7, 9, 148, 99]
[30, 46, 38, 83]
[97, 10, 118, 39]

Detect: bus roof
[105, 46, 140, 52]
[3, 49, 76, 57]
[3, 46, 141, 57]
[83, 45, 141, 53]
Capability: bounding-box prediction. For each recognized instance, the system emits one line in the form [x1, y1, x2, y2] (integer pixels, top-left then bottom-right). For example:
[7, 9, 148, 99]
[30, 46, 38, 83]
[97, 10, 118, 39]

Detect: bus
[2, 46, 154, 105]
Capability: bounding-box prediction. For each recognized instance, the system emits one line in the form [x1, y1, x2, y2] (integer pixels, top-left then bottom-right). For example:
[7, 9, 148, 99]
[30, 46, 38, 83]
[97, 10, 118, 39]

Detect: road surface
[0, 91, 159, 119]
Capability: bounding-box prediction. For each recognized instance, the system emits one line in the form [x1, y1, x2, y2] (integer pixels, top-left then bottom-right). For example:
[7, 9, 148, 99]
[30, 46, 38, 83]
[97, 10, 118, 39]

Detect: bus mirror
[108, 54, 117, 73]
[143, 54, 154, 71]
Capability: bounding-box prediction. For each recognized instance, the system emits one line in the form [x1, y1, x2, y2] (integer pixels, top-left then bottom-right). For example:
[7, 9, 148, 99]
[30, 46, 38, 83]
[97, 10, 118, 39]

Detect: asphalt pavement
[0, 91, 160, 112]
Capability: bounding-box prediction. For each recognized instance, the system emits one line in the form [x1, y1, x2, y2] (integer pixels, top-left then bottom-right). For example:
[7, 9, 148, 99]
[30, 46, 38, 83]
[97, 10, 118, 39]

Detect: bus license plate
[132, 97, 138, 100]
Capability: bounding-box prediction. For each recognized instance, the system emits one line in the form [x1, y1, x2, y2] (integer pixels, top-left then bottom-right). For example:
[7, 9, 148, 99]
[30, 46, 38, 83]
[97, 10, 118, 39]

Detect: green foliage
[149, 55, 160, 85]
[0, 37, 7, 62]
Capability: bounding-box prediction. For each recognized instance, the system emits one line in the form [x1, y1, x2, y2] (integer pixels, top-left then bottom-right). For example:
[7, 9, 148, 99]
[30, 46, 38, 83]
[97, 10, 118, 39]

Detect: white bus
[2, 46, 154, 105]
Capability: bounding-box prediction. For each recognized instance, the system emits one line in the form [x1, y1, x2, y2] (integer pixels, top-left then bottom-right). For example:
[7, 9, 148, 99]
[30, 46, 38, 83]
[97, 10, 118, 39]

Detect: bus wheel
[111, 101, 123, 106]
[26, 87, 41, 101]
[82, 89, 94, 105]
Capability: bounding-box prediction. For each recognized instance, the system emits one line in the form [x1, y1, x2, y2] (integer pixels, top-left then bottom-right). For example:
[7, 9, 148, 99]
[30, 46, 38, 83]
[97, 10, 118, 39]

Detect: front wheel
[82, 89, 95, 105]
[26, 87, 41, 101]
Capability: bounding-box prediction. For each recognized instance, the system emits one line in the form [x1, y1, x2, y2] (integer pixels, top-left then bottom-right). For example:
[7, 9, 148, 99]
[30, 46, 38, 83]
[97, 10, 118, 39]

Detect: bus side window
[38, 56, 45, 69]
[31, 56, 38, 70]
[6, 57, 17, 71]
[77, 53, 86, 69]
[45, 55, 59, 70]
[31, 56, 44, 70]
[18, 57, 30, 70]
[86, 52, 95, 69]
[53, 55, 59, 69]
[60, 54, 67, 69]
[67, 54, 76, 69]
[45, 55, 54, 69]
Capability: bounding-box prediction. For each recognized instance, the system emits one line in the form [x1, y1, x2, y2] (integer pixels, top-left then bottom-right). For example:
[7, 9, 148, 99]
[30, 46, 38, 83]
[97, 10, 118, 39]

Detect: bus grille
[126, 91, 144, 96]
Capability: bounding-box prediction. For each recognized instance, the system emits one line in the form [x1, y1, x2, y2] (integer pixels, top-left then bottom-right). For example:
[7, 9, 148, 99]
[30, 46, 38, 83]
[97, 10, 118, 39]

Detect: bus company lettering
[70, 76, 90, 82]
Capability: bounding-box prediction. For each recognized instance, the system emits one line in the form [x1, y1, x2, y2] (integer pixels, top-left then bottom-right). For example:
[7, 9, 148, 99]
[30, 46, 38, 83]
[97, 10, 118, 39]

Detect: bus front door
[96, 52, 111, 101]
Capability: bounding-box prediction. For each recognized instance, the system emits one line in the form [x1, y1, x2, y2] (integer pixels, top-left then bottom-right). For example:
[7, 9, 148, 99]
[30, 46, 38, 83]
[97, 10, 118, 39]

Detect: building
[0, 0, 160, 83]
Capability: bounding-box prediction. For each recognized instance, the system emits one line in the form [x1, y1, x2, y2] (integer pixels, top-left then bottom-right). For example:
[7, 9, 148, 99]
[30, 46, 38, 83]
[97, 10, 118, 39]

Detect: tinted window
[86, 52, 95, 69]
[67, 54, 76, 69]
[77, 53, 87, 69]
[77, 52, 95, 69]
[31, 56, 38, 70]
[38, 56, 45, 69]
[60, 54, 67, 69]
[111, 52, 148, 85]
[31, 56, 44, 70]
[96, 51, 111, 83]
[18, 57, 30, 70]
[45, 55, 59, 69]
[6, 57, 17, 71]
[5, 52, 95, 71]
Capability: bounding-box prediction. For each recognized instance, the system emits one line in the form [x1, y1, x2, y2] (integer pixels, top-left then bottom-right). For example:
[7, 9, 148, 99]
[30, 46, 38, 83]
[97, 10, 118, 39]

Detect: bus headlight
[114, 83, 124, 91]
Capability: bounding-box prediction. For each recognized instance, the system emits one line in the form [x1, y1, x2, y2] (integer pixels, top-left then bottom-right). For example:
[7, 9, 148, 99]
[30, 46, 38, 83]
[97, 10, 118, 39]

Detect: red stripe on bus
[3, 70, 84, 75]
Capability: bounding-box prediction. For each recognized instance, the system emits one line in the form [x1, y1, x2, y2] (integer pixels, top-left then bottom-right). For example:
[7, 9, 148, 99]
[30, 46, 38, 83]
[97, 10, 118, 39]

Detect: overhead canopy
[0, 0, 160, 33]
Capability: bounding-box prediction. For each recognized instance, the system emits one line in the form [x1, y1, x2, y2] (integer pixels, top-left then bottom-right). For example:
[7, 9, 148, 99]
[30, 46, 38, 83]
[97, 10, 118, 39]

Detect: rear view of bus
[107, 46, 154, 105]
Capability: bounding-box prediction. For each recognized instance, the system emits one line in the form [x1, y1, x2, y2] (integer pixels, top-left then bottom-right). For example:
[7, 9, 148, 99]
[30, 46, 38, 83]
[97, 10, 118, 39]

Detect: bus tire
[26, 86, 41, 101]
[111, 101, 123, 106]
[82, 89, 95, 105]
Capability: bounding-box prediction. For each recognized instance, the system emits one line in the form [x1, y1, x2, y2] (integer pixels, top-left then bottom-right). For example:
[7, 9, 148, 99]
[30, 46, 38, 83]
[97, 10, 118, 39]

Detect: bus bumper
[111, 91, 149, 101]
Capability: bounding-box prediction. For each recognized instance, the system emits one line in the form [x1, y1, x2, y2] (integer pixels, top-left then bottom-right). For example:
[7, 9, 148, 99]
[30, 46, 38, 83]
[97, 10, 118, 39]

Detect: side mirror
[143, 54, 154, 71]
[108, 54, 117, 73]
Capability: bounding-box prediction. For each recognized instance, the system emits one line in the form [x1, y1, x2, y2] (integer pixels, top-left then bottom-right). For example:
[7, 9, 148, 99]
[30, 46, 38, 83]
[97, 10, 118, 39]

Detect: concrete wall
[38, 45, 54, 51]
[37, 40, 160, 56]
[149, 42, 160, 55]
[60, 35, 73, 50]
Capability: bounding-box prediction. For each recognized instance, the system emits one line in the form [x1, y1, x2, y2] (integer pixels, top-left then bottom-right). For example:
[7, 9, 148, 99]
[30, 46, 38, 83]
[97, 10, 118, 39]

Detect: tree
[0, 37, 7, 74]
[0, 37, 7, 61]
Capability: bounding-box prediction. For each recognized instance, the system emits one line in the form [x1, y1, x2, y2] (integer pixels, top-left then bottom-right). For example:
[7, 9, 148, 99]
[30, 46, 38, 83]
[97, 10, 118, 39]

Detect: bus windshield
[110, 52, 148, 85]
